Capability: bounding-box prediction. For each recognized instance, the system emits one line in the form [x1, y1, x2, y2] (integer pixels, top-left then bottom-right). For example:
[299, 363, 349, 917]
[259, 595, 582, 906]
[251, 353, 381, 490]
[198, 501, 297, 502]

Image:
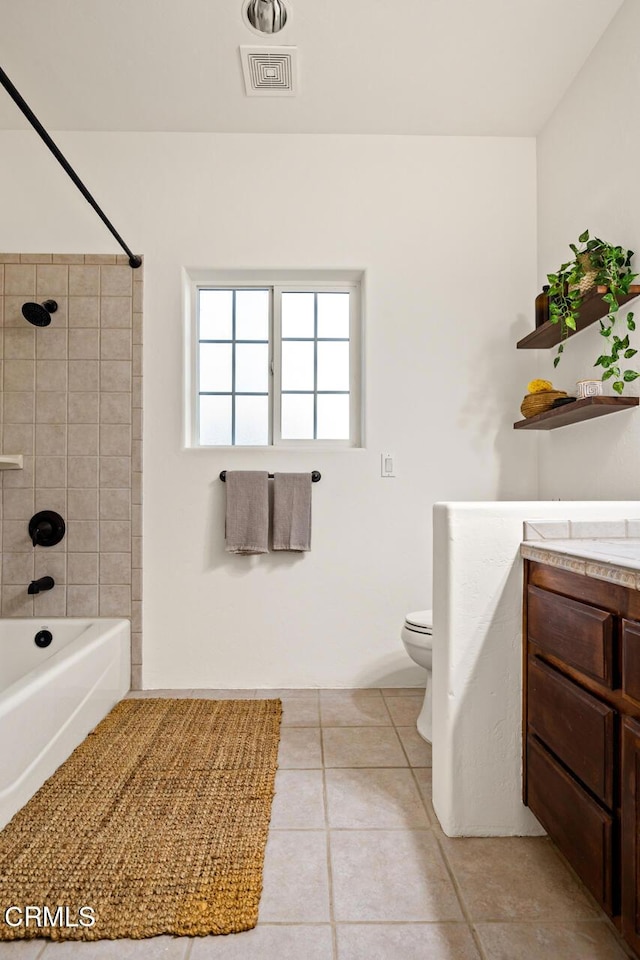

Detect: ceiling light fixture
[244, 0, 288, 35]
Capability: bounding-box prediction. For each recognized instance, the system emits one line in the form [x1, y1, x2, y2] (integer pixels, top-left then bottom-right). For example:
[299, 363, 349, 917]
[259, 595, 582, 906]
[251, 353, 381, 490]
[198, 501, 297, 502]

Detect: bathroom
[0, 1, 639, 958]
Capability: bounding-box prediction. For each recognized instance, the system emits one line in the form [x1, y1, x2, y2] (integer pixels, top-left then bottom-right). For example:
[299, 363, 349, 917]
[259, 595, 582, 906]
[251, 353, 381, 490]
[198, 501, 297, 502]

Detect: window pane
[317, 341, 349, 391]
[317, 394, 349, 439]
[317, 292, 349, 338]
[236, 343, 268, 393]
[200, 343, 232, 392]
[200, 290, 232, 340]
[235, 395, 269, 445]
[281, 394, 314, 439]
[236, 289, 269, 340]
[282, 292, 314, 338]
[199, 395, 232, 445]
[281, 341, 315, 390]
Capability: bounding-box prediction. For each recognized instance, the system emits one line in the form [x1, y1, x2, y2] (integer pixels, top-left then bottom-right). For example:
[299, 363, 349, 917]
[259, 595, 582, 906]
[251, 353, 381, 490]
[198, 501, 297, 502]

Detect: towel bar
[219, 470, 321, 482]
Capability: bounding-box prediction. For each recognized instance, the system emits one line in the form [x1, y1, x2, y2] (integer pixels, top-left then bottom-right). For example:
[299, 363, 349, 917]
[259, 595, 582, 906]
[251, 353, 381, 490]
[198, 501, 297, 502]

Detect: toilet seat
[400, 608, 433, 743]
[404, 609, 433, 635]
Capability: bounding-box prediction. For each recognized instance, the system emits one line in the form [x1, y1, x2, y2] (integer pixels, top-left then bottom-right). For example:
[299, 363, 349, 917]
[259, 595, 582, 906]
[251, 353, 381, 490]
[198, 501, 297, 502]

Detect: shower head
[21, 299, 58, 327]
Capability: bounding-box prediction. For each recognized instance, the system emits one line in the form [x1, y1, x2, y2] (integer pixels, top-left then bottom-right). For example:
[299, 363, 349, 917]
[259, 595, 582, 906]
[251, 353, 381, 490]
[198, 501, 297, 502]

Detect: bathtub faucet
[28, 576, 55, 595]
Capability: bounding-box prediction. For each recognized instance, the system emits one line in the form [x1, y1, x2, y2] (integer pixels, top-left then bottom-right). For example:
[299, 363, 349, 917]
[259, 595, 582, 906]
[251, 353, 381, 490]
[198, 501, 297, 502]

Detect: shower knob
[29, 510, 66, 547]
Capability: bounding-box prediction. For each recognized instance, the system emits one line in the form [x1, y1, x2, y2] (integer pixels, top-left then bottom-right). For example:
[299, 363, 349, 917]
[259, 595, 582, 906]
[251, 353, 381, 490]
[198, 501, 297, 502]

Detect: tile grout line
[97, 259, 102, 618]
[464, 917, 632, 926]
[430, 830, 489, 960]
[406, 760, 435, 829]
[319, 719, 339, 960]
[254, 919, 473, 925]
[63, 266, 69, 616]
[325, 818, 339, 960]
[183, 931, 195, 960]
[391, 714, 417, 770]
[379, 695, 393, 726]
[387, 709, 488, 958]
[271, 826, 435, 832]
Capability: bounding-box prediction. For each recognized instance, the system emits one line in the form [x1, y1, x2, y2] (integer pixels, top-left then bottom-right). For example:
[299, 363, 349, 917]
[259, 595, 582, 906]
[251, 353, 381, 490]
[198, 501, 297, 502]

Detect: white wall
[537, 0, 640, 499]
[0, 132, 537, 687]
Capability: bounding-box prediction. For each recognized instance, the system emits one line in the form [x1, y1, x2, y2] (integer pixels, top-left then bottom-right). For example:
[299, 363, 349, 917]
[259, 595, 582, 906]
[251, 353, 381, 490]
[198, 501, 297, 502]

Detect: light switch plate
[381, 453, 395, 477]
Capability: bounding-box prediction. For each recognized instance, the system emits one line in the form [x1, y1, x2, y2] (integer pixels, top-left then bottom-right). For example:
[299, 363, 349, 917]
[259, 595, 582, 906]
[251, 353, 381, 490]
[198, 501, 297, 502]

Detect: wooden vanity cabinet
[622, 717, 640, 953]
[523, 561, 640, 956]
[623, 620, 640, 702]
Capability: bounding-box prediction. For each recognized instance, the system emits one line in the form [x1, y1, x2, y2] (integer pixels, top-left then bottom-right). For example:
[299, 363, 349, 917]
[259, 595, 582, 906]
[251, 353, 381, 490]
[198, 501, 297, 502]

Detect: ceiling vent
[240, 46, 297, 97]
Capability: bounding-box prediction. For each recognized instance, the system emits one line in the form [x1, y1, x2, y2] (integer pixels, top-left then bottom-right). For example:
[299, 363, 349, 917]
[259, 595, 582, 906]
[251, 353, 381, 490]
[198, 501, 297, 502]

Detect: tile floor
[0, 688, 633, 960]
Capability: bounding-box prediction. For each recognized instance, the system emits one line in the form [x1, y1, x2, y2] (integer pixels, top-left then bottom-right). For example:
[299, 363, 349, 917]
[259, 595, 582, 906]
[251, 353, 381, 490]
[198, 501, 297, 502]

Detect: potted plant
[546, 230, 639, 394]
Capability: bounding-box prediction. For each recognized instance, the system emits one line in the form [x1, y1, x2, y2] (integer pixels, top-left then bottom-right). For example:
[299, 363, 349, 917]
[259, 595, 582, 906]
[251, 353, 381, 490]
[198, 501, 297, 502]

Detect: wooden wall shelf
[514, 396, 639, 430]
[517, 285, 640, 350]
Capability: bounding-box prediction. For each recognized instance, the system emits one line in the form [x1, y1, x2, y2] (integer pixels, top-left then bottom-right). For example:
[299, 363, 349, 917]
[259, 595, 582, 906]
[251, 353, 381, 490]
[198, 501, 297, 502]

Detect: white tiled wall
[523, 519, 640, 540]
[0, 254, 143, 686]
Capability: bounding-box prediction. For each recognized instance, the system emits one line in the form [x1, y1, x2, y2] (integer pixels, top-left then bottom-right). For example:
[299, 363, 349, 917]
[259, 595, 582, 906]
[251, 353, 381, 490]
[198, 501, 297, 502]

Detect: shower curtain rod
[0, 64, 141, 268]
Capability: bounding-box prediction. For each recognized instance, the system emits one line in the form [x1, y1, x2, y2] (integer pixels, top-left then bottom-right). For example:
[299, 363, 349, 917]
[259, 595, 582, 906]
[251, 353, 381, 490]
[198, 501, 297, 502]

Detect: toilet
[401, 609, 433, 743]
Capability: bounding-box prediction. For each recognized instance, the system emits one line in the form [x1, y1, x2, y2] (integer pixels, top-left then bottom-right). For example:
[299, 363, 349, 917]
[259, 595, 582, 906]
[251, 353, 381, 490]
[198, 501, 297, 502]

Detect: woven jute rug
[0, 697, 282, 941]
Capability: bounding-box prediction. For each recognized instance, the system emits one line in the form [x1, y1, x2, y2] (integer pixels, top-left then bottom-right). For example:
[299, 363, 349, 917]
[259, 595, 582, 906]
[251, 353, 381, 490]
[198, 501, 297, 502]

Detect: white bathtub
[0, 618, 130, 829]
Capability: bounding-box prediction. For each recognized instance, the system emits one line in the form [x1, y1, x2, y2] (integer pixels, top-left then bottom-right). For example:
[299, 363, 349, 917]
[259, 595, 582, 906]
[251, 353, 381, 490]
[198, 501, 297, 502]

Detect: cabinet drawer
[528, 585, 614, 686]
[528, 656, 615, 808]
[622, 620, 640, 703]
[527, 735, 614, 915]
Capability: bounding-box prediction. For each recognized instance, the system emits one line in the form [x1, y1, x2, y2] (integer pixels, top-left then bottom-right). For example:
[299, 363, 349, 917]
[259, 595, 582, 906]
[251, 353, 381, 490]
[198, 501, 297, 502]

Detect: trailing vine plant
[546, 230, 639, 393]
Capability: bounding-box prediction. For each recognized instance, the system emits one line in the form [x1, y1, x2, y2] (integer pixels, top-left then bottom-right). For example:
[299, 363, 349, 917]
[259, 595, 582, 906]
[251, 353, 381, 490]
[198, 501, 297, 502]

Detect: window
[187, 272, 362, 447]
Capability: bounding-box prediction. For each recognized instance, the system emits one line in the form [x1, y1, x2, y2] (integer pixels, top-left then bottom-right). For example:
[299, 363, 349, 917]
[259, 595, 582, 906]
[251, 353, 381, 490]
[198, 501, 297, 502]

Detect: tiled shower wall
[0, 254, 143, 687]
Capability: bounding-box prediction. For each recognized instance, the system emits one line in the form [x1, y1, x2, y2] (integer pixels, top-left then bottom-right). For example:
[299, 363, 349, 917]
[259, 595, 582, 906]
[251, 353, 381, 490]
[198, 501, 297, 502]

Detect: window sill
[183, 444, 365, 453]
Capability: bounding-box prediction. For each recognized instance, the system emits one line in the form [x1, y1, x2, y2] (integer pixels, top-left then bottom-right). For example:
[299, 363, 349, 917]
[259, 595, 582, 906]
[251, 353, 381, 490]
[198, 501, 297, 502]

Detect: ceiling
[0, 0, 624, 136]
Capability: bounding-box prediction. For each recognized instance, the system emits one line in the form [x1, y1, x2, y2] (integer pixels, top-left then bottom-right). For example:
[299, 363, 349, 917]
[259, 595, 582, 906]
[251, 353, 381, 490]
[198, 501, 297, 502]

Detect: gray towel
[272, 473, 312, 551]
[224, 471, 269, 554]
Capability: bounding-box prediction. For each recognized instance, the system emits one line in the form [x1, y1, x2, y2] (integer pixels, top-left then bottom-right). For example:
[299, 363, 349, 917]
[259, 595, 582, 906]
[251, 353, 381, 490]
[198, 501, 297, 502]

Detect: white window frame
[185, 269, 364, 449]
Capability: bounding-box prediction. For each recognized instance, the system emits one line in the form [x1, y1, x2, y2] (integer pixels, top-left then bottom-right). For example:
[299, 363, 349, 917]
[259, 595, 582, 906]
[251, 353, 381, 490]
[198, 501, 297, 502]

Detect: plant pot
[576, 379, 604, 399]
[569, 251, 598, 295]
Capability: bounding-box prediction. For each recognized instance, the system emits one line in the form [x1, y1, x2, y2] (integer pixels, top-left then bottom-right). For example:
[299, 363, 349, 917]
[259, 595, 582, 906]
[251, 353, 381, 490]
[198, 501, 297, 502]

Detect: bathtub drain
[34, 629, 52, 648]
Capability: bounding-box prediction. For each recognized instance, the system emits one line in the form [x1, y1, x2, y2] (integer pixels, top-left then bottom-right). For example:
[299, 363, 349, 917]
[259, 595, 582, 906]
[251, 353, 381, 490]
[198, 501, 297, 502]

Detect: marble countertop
[520, 520, 640, 588]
